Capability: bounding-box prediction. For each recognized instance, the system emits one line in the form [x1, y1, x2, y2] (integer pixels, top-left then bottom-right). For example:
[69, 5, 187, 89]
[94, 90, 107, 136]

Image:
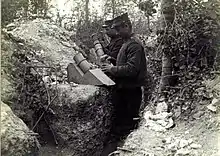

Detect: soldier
[101, 19, 123, 65]
[101, 13, 147, 137]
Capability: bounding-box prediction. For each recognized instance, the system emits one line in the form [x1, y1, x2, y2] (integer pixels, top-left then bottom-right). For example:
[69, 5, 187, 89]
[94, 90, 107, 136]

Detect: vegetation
[158, 0, 220, 94]
[1, 0, 51, 26]
[1, 0, 220, 121]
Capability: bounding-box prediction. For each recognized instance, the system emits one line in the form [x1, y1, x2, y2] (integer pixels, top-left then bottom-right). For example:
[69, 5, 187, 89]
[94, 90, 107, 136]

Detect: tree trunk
[23, 0, 29, 19]
[159, 0, 175, 94]
[147, 15, 150, 31]
[112, 0, 115, 18]
[85, 0, 89, 24]
[43, 0, 48, 17]
[159, 51, 172, 93]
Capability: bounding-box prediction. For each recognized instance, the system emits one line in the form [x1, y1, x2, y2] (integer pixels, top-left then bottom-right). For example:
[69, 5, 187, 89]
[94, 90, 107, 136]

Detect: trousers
[111, 87, 142, 136]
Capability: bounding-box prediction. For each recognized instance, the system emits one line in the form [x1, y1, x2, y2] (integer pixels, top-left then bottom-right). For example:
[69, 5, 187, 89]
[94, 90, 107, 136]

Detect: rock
[61, 41, 72, 48]
[6, 23, 16, 31]
[155, 146, 164, 151]
[42, 76, 52, 83]
[164, 137, 172, 144]
[144, 111, 166, 132]
[179, 139, 189, 148]
[60, 35, 68, 42]
[157, 119, 168, 126]
[18, 42, 24, 46]
[1, 102, 40, 156]
[155, 101, 168, 114]
[184, 131, 189, 134]
[190, 143, 202, 149]
[144, 111, 153, 120]
[167, 142, 178, 152]
[207, 104, 217, 113]
[149, 112, 173, 121]
[187, 139, 193, 145]
[211, 98, 219, 105]
[192, 111, 205, 119]
[165, 118, 174, 129]
[144, 110, 174, 132]
[206, 98, 219, 113]
[175, 148, 190, 156]
[174, 106, 182, 118]
[206, 76, 220, 91]
[147, 153, 155, 156]
[8, 32, 25, 43]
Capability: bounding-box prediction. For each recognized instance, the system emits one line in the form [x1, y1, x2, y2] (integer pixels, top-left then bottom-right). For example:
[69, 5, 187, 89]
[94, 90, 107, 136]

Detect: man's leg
[101, 88, 124, 156]
[125, 87, 142, 129]
[110, 87, 142, 136]
[111, 88, 125, 136]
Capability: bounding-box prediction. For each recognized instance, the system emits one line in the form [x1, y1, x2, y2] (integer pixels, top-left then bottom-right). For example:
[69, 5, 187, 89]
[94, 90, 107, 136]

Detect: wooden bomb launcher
[67, 53, 115, 86]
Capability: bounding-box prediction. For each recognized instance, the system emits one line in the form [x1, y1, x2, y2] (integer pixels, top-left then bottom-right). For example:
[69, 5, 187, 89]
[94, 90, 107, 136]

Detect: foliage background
[1, 0, 220, 120]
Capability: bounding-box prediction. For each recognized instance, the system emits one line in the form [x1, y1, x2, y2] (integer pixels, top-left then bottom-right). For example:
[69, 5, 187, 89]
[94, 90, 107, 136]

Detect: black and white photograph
[1, 0, 220, 155]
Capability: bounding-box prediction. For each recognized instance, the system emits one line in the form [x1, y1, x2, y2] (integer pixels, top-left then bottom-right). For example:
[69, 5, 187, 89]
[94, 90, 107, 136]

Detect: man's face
[114, 24, 130, 38]
[105, 27, 118, 37]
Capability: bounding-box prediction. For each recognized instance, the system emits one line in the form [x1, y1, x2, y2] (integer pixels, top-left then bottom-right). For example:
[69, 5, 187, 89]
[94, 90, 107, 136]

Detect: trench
[27, 85, 141, 156]
[35, 101, 139, 156]
[38, 124, 128, 156]
[36, 117, 134, 156]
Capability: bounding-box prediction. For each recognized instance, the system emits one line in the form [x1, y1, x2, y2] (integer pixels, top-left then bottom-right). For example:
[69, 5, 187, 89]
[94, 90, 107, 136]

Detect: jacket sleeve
[111, 43, 143, 77]
[103, 45, 110, 54]
[109, 38, 123, 59]
[104, 38, 123, 59]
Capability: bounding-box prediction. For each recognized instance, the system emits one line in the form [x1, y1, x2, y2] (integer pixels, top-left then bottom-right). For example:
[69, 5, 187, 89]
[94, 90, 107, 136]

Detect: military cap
[102, 19, 113, 28]
[111, 13, 130, 28]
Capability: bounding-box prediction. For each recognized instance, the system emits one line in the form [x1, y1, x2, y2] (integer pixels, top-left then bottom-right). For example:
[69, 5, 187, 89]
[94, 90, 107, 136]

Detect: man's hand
[106, 56, 115, 62]
[100, 54, 109, 62]
[101, 63, 114, 74]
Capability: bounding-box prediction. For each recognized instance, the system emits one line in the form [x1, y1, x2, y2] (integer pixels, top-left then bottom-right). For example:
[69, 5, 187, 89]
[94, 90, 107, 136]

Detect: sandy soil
[116, 106, 220, 156]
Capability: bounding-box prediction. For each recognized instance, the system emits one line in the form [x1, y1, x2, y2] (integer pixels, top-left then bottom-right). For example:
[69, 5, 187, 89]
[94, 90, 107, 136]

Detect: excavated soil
[114, 77, 220, 156]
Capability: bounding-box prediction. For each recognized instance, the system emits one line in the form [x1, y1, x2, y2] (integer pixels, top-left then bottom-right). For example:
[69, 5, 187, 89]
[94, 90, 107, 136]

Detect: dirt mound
[2, 19, 113, 156]
[1, 101, 40, 156]
[111, 75, 220, 156]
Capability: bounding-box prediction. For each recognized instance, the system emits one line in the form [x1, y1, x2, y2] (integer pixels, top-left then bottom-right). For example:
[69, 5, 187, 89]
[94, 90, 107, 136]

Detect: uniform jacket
[104, 37, 123, 65]
[110, 38, 147, 88]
